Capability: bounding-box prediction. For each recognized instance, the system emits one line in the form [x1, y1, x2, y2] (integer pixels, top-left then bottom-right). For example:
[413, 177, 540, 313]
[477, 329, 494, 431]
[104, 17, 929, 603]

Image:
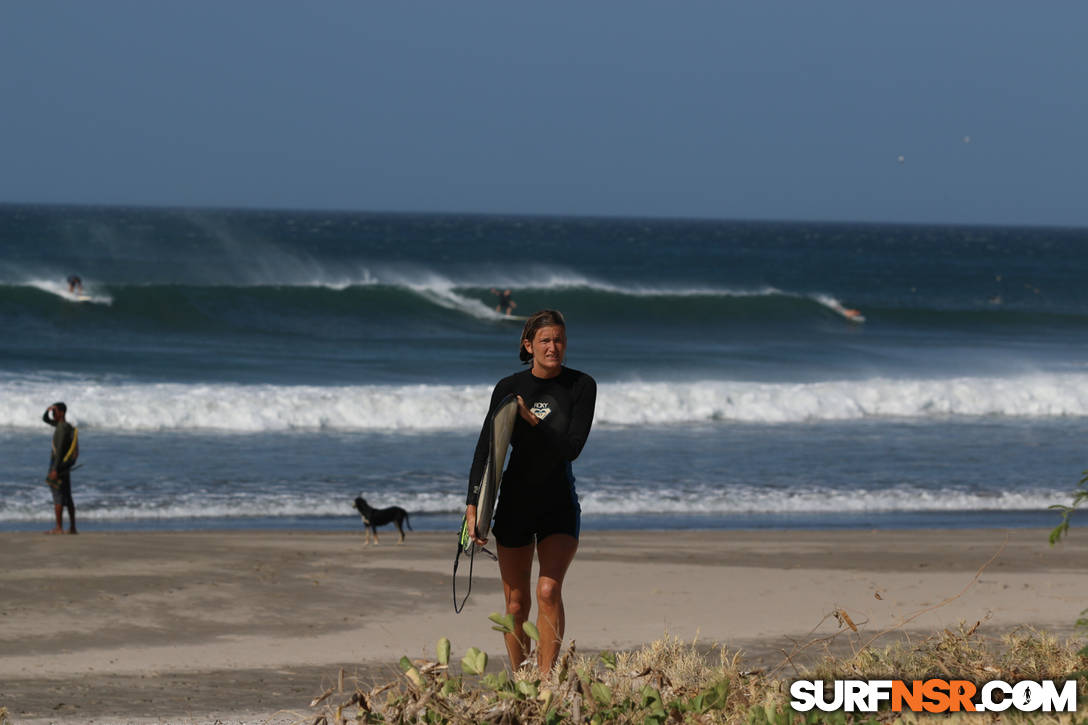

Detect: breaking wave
[3, 373, 1088, 432]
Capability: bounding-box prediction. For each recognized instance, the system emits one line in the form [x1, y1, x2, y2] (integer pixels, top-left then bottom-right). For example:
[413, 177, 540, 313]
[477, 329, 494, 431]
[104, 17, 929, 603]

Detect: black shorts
[491, 504, 581, 548]
[49, 474, 74, 507]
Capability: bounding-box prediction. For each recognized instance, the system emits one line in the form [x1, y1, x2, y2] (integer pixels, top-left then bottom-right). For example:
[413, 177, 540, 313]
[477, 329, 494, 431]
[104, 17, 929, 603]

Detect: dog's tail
[405, 512, 413, 531]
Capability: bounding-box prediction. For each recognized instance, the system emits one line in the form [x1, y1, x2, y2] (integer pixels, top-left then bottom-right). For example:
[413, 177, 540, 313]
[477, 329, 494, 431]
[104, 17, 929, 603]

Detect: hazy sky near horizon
[2, 2, 1085, 226]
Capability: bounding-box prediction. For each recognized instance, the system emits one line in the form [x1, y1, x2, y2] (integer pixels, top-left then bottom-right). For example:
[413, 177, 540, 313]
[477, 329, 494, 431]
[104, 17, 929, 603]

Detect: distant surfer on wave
[491, 288, 517, 316]
[465, 309, 596, 672]
[67, 275, 83, 294]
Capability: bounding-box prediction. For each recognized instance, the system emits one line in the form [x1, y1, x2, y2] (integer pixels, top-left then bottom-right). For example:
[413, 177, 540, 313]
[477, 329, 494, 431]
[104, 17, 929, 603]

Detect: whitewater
[3, 204, 1086, 531]
[2, 374, 1088, 432]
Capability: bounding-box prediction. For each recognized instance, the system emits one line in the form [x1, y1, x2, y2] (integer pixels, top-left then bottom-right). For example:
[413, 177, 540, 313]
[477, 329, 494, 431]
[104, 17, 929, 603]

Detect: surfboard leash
[453, 516, 496, 614]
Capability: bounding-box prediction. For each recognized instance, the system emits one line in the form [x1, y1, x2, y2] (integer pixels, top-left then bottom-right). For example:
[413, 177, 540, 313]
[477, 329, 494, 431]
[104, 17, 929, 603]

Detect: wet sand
[1, 528, 1085, 723]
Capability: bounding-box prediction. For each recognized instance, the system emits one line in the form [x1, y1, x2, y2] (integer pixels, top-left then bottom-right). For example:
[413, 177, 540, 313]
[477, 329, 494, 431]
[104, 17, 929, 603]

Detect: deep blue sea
[2, 204, 1086, 532]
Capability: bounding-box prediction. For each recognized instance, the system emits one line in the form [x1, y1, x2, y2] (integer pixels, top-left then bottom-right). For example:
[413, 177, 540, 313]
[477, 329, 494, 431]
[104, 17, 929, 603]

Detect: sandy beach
[1, 528, 1085, 724]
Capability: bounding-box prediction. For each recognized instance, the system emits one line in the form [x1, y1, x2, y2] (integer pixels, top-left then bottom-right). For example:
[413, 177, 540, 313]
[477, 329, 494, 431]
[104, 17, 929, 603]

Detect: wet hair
[519, 309, 566, 363]
[52, 401, 67, 413]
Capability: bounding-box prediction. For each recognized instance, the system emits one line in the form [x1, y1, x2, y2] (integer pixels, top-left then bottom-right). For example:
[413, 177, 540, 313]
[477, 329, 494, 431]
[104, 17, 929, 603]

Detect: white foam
[25, 278, 113, 305]
[0, 485, 1062, 522]
[387, 269, 513, 320]
[327, 265, 780, 322]
[6, 263, 847, 320]
[0, 380, 492, 432]
[2, 373, 1088, 432]
[597, 375, 1088, 424]
[579, 485, 1060, 514]
[358, 269, 848, 320]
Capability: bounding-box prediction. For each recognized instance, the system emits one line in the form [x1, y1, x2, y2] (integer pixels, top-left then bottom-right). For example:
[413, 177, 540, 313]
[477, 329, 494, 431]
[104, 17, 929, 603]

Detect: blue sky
[2, 2, 1085, 225]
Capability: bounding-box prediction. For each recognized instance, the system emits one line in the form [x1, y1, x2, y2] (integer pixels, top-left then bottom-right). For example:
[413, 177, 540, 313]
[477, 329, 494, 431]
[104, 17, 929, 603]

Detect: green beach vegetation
[1049, 470, 1088, 548]
[1050, 469, 1088, 667]
[300, 478, 1088, 723]
[303, 620, 1085, 723]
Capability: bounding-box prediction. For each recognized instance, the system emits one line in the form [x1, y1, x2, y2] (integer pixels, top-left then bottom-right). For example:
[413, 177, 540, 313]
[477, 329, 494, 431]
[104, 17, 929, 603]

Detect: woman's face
[524, 325, 566, 376]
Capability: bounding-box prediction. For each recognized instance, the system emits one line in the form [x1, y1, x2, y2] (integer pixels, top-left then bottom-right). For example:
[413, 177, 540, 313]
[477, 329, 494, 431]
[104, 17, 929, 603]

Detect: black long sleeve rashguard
[466, 367, 596, 515]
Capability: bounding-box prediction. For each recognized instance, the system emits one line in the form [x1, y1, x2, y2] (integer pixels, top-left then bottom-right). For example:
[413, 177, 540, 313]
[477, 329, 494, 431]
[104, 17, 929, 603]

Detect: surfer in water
[466, 309, 596, 672]
[491, 288, 517, 316]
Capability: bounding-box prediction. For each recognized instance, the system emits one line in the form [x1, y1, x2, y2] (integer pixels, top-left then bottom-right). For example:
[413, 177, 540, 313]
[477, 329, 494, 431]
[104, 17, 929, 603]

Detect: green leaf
[698, 679, 730, 711]
[398, 656, 413, 673]
[522, 620, 540, 642]
[436, 637, 450, 666]
[590, 681, 612, 705]
[461, 647, 488, 675]
[598, 650, 617, 670]
[482, 671, 510, 691]
[403, 666, 423, 688]
[640, 686, 667, 721]
[488, 612, 516, 634]
[1048, 471, 1088, 546]
[746, 704, 769, 725]
[516, 679, 539, 698]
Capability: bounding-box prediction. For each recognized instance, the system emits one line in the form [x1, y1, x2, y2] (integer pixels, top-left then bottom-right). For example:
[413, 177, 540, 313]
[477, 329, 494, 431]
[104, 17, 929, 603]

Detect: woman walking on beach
[466, 309, 596, 672]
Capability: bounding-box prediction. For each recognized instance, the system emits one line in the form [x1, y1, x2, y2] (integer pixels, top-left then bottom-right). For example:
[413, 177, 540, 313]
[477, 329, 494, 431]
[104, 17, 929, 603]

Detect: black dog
[353, 496, 412, 545]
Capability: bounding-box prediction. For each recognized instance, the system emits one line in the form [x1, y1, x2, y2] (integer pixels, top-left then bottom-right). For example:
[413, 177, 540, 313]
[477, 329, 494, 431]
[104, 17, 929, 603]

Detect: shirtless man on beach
[43, 402, 79, 534]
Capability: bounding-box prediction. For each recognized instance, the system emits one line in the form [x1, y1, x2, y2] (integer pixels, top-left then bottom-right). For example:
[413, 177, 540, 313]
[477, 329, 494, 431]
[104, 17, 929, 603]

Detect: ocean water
[2, 204, 1086, 532]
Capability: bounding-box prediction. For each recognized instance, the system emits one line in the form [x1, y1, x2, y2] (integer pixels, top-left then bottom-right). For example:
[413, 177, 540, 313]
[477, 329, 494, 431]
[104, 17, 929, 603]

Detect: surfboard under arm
[453, 394, 518, 613]
[473, 393, 518, 541]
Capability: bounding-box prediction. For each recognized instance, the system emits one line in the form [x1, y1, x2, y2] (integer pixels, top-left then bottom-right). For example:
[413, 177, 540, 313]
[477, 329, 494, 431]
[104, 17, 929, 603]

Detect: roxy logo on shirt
[530, 402, 551, 421]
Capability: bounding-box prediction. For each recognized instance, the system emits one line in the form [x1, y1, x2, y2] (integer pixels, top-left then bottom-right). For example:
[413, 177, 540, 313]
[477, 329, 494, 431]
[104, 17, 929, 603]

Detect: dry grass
[299, 623, 1086, 724]
[295, 539, 1086, 723]
[811, 623, 1084, 682]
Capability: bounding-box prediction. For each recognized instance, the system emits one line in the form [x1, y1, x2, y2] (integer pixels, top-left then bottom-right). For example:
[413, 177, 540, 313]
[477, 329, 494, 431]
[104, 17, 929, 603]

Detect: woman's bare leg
[535, 534, 578, 672]
[497, 542, 535, 668]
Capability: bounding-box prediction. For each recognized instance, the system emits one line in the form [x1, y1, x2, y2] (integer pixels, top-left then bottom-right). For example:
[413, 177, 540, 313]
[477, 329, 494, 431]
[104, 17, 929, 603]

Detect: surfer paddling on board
[491, 288, 517, 316]
[465, 309, 596, 672]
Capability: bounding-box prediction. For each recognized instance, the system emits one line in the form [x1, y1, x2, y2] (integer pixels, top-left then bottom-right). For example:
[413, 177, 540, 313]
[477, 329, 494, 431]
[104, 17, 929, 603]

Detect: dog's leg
[371, 526, 380, 545]
[360, 513, 371, 546]
[396, 521, 406, 544]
